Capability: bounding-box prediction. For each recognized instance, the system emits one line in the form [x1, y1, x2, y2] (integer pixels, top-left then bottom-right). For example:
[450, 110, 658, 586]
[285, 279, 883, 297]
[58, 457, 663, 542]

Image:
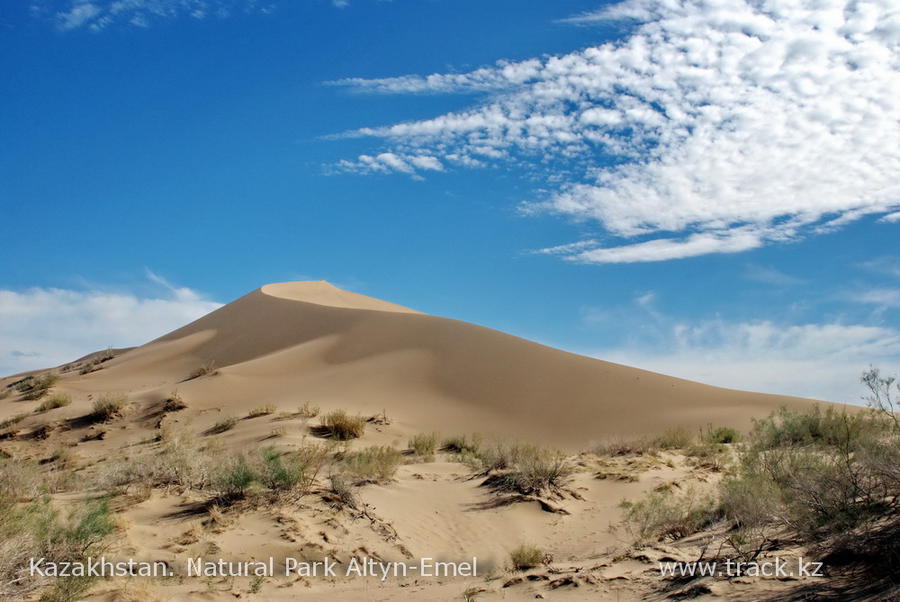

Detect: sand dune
[37, 280, 817, 449]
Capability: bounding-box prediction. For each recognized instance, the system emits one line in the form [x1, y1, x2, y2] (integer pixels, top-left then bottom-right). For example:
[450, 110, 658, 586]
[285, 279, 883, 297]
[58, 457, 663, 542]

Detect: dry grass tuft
[91, 394, 127, 421]
[247, 404, 276, 418]
[35, 393, 72, 414]
[509, 544, 549, 571]
[319, 410, 366, 440]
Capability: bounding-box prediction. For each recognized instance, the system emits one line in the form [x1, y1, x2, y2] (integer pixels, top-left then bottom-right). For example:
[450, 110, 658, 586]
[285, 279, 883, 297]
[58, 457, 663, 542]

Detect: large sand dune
[45, 280, 815, 449]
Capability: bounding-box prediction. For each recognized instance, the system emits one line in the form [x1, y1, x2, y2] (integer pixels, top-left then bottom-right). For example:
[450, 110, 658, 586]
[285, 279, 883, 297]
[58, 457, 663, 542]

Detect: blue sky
[2, 0, 900, 402]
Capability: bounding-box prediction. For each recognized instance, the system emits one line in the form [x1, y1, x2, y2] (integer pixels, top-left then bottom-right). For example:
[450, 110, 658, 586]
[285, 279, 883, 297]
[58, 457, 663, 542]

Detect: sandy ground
[0, 281, 835, 601]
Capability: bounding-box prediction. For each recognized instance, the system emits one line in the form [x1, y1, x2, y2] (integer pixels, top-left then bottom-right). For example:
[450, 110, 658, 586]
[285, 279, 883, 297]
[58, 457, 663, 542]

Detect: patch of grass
[509, 544, 548, 571]
[328, 473, 358, 509]
[17, 373, 58, 401]
[320, 410, 366, 440]
[408, 432, 439, 457]
[337, 446, 402, 484]
[187, 360, 217, 380]
[470, 442, 572, 496]
[620, 486, 719, 543]
[441, 433, 482, 454]
[247, 404, 276, 418]
[0, 413, 27, 430]
[651, 427, 694, 450]
[297, 402, 319, 419]
[207, 416, 238, 435]
[35, 393, 72, 414]
[91, 394, 127, 421]
[592, 437, 655, 456]
[215, 455, 255, 499]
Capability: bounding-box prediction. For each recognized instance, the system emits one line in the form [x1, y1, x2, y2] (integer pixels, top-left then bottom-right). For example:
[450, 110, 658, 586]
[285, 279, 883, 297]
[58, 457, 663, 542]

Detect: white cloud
[336, 152, 444, 176]
[39, 0, 276, 31]
[597, 320, 900, 402]
[744, 263, 805, 286]
[0, 275, 221, 376]
[334, 0, 900, 262]
[881, 211, 900, 222]
[852, 287, 900, 308]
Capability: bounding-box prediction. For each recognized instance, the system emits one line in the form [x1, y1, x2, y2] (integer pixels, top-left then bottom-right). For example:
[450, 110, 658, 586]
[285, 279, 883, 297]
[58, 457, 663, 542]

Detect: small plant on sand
[0, 413, 27, 430]
[509, 544, 548, 571]
[474, 443, 572, 496]
[297, 402, 320, 419]
[35, 393, 72, 414]
[91, 394, 127, 421]
[408, 432, 439, 458]
[441, 433, 482, 454]
[207, 416, 238, 435]
[247, 404, 276, 418]
[163, 391, 187, 412]
[215, 455, 255, 499]
[257, 445, 328, 493]
[320, 410, 366, 440]
[187, 360, 217, 380]
[328, 473, 358, 509]
[337, 446, 402, 484]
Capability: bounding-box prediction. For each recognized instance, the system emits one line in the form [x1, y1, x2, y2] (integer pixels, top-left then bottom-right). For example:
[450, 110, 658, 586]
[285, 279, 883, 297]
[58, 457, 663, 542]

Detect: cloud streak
[334, 0, 900, 262]
[0, 274, 221, 376]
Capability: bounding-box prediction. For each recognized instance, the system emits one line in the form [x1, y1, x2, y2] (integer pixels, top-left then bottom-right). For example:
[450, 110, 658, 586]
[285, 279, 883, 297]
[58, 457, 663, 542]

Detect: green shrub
[91, 394, 127, 421]
[704, 426, 740, 444]
[408, 432, 439, 457]
[321, 410, 366, 440]
[35, 393, 72, 414]
[215, 455, 255, 498]
[509, 544, 547, 570]
[257, 446, 328, 493]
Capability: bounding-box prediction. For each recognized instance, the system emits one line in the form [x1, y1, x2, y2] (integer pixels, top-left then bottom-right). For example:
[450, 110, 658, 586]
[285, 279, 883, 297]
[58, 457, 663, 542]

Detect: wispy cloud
[333, 0, 900, 263]
[744, 264, 805, 286]
[851, 288, 900, 309]
[31, 0, 276, 31]
[597, 318, 900, 402]
[0, 273, 221, 376]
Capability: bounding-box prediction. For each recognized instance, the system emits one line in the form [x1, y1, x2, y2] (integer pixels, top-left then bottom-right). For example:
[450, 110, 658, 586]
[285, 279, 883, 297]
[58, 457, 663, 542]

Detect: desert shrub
[91, 394, 127, 421]
[509, 544, 548, 570]
[329, 474, 358, 509]
[621, 486, 719, 542]
[163, 391, 187, 412]
[408, 432, 439, 457]
[651, 427, 694, 450]
[337, 446, 402, 484]
[35, 393, 72, 414]
[247, 404, 276, 418]
[441, 433, 482, 454]
[469, 442, 571, 496]
[704, 426, 740, 444]
[215, 455, 255, 498]
[257, 446, 328, 493]
[187, 361, 217, 380]
[207, 416, 238, 434]
[320, 410, 366, 440]
[17, 373, 58, 401]
[297, 402, 320, 419]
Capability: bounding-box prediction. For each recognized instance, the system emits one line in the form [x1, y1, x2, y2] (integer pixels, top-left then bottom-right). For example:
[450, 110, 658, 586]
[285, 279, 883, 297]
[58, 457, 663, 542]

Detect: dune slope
[41, 280, 816, 448]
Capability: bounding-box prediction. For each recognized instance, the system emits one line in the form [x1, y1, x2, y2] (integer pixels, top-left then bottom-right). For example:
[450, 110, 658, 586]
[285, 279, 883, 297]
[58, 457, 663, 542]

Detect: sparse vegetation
[0, 413, 28, 430]
[35, 393, 72, 414]
[187, 360, 217, 380]
[337, 445, 402, 484]
[297, 402, 320, 419]
[509, 544, 548, 570]
[651, 427, 694, 450]
[703, 425, 740, 444]
[320, 410, 366, 440]
[408, 432, 438, 457]
[256, 446, 328, 493]
[621, 486, 719, 542]
[16, 373, 58, 401]
[77, 348, 115, 375]
[247, 404, 276, 418]
[91, 394, 127, 421]
[215, 455, 255, 498]
[441, 433, 482, 454]
[162, 391, 187, 412]
[207, 416, 238, 434]
[466, 442, 572, 496]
